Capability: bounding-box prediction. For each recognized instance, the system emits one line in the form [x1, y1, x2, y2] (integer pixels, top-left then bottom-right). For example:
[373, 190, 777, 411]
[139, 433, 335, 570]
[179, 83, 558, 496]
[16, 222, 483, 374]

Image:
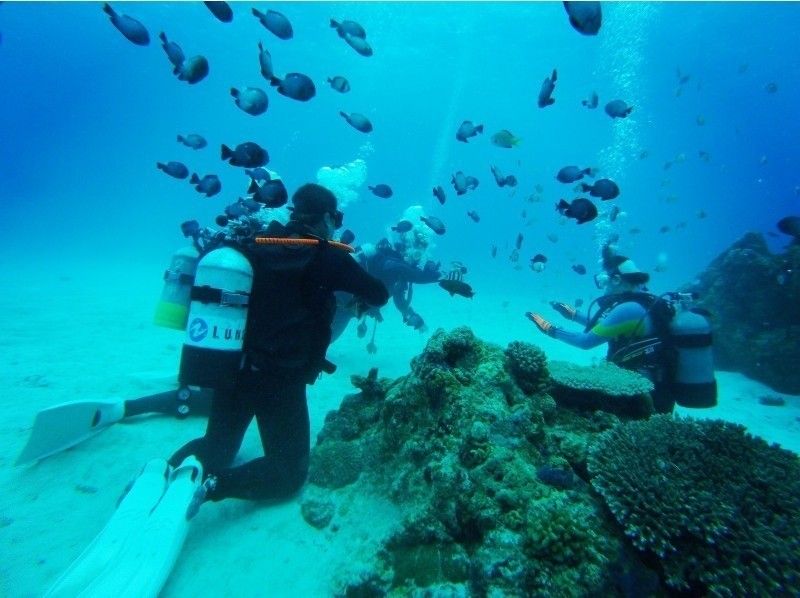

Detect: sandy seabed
[1, 259, 797, 597]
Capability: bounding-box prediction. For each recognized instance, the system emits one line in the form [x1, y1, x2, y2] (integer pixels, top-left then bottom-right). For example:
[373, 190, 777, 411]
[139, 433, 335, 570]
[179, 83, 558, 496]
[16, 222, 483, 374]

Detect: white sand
[0, 259, 797, 597]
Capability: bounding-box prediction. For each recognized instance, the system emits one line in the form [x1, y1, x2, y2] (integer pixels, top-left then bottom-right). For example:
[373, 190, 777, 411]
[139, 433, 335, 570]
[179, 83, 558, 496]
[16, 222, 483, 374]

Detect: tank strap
[671, 332, 712, 348]
[190, 285, 250, 307]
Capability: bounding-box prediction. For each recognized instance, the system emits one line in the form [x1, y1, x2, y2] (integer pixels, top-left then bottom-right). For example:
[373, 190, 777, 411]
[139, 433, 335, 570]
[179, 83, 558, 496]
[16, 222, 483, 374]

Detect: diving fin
[45, 458, 172, 598]
[16, 388, 213, 465]
[75, 457, 204, 597]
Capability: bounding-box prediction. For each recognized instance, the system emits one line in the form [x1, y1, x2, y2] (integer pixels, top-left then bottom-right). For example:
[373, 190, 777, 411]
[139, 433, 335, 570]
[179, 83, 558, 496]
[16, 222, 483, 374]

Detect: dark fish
[530, 253, 547, 272]
[556, 198, 598, 224]
[190, 173, 221, 197]
[563, 1, 601, 35]
[456, 120, 484, 142]
[356, 319, 368, 338]
[467, 211, 480, 223]
[330, 18, 366, 39]
[177, 134, 207, 150]
[344, 33, 373, 57]
[257, 42, 273, 80]
[536, 465, 575, 489]
[204, 1, 233, 23]
[270, 73, 315, 102]
[572, 264, 587, 275]
[765, 82, 778, 94]
[491, 129, 520, 148]
[575, 298, 584, 308]
[339, 229, 356, 245]
[156, 161, 189, 179]
[465, 175, 479, 191]
[547, 233, 559, 243]
[579, 178, 619, 200]
[491, 245, 497, 258]
[420, 216, 445, 235]
[451, 171, 468, 195]
[369, 184, 393, 198]
[245, 167, 270, 182]
[490, 165, 517, 188]
[698, 150, 711, 162]
[433, 185, 447, 205]
[392, 220, 413, 233]
[609, 205, 620, 222]
[221, 142, 268, 168]
[433, 186, 446, 205]
[439, 279, 474, 298]
[659, 225, 671, 233]
[102, 3, 149, 46]
[537, 69, 557, 108]
[231, 86, 268, 115]
[158, 32, 184, 69]
[582, 91, 598, 109]
[252, 8, 293, 40]
[556, 165, 592, 183]
[605, 99, 633, 119]
[515, 233, 523, 250]
[777, 216, 800, 239]
[248, 178, 287, 208]
[676, 67, 691, 85]
[340, 111, 373, 133]
[177, 55, 209, 84]
[328, 76, 350, 93]
[403, 311, 426, 332]
[225, 198, 259, 219]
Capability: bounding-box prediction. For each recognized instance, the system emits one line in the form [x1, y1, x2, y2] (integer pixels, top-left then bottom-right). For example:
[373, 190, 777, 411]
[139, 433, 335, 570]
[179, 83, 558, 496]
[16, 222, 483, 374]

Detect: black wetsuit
[331, 247, 440, 340]
[169, 224, 389, 501]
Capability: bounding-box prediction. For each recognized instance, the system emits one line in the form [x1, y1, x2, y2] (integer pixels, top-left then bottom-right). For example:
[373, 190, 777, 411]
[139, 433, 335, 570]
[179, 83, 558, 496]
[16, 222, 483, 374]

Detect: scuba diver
[331, 237, 441, 342]
[526, 243, 717, 414]
[168, 183, 389, 515]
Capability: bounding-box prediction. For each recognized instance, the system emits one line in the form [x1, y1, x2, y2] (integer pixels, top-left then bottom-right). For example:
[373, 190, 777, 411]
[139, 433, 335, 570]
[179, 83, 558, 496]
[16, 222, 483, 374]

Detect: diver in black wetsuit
[331, 238, 441, 340]
[169, 183, 389, 513]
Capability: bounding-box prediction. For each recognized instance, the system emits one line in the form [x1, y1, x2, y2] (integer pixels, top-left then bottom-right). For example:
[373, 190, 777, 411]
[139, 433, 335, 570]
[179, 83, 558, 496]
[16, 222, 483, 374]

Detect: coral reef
[548, 360, 654, 419]
[307, 327, 799, 596]
[588, 415, 800, 596]
[683, 232, 800, 393]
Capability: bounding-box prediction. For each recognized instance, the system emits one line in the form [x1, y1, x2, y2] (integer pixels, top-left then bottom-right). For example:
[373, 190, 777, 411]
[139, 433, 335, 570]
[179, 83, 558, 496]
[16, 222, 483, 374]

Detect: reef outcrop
[301, 327, 800, 597]
[684, 232, 800, 393]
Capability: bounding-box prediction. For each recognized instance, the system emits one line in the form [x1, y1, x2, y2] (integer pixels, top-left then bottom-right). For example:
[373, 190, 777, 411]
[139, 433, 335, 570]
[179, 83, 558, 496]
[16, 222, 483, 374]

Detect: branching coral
[588, 415, 800, 595]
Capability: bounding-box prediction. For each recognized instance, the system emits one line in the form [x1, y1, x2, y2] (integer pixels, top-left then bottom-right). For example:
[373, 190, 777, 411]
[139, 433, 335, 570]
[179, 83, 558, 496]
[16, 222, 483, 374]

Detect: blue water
[2, 1, 798, 297]
[2, 3, 800, 596]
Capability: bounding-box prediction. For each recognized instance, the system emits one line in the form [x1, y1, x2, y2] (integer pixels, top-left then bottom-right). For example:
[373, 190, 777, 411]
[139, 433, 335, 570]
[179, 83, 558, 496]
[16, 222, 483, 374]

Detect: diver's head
[595, 245, 650, 294]
[288, 183, 343, 240]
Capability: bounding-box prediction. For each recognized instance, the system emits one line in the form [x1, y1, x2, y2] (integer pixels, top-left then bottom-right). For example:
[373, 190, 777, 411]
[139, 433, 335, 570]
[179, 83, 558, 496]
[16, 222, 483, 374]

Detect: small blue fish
[177, 55, 209, 84]
[330, 18, 366, 39]
[369, 184, 393, 198]
[537, 69, 557, 108]
[190, 173, 221, 197]
[340, 112, 372, 133]
[102, 3, 149, 46]
[158, 32, 184, 70]
[257, 42, 273, 80]
[328, 76, 351, 93]
[344, 32, 373, 57]
[204, 1, 232, 23]
[270, 73, 315, 102]
[157, 161, 189, 179]
[252, 8, 293, 40]
[605, 99, 633, 119]
[563, 1, 601, 36]
[177, 134, 207, 150]
[231, 86, 268, 116]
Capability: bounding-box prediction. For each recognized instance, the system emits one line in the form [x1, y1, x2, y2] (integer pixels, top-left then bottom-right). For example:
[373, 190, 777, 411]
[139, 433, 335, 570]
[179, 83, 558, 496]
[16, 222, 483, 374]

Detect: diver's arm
[551, 328, 607, 349]
[555, 302, 647, 349]
[383, 257, 441, 284]
[550, 301, 590, 326]
[328, 250, 390, 307]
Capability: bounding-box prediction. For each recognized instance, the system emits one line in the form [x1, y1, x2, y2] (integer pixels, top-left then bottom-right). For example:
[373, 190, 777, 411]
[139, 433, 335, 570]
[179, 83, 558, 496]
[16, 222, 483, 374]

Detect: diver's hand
[420, 260, 441, 283]
[526, 312, 557, 337]
[549, 301, 576, 321]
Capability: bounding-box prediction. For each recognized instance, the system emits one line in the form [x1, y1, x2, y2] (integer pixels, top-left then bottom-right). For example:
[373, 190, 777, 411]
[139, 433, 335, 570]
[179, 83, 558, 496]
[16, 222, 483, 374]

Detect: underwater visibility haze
[1, 2, 799, 597]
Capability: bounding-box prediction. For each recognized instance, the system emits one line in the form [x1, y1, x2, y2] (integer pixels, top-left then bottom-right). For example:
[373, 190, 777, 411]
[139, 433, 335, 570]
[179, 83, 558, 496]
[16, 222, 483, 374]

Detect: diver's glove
[550, 301, 576, 321]
[526, 312, 558, 337]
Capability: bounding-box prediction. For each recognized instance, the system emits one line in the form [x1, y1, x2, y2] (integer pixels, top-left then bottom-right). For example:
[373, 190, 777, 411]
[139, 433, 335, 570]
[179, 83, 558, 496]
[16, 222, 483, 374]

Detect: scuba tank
[668, 293, 717, 408]
[154, 246, 200, 330]
[178, 246, 253, 390]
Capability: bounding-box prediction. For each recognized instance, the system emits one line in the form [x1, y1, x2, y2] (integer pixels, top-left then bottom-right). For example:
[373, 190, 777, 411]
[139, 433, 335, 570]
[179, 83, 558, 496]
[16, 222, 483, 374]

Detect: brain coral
[588, 415, 800, 596]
